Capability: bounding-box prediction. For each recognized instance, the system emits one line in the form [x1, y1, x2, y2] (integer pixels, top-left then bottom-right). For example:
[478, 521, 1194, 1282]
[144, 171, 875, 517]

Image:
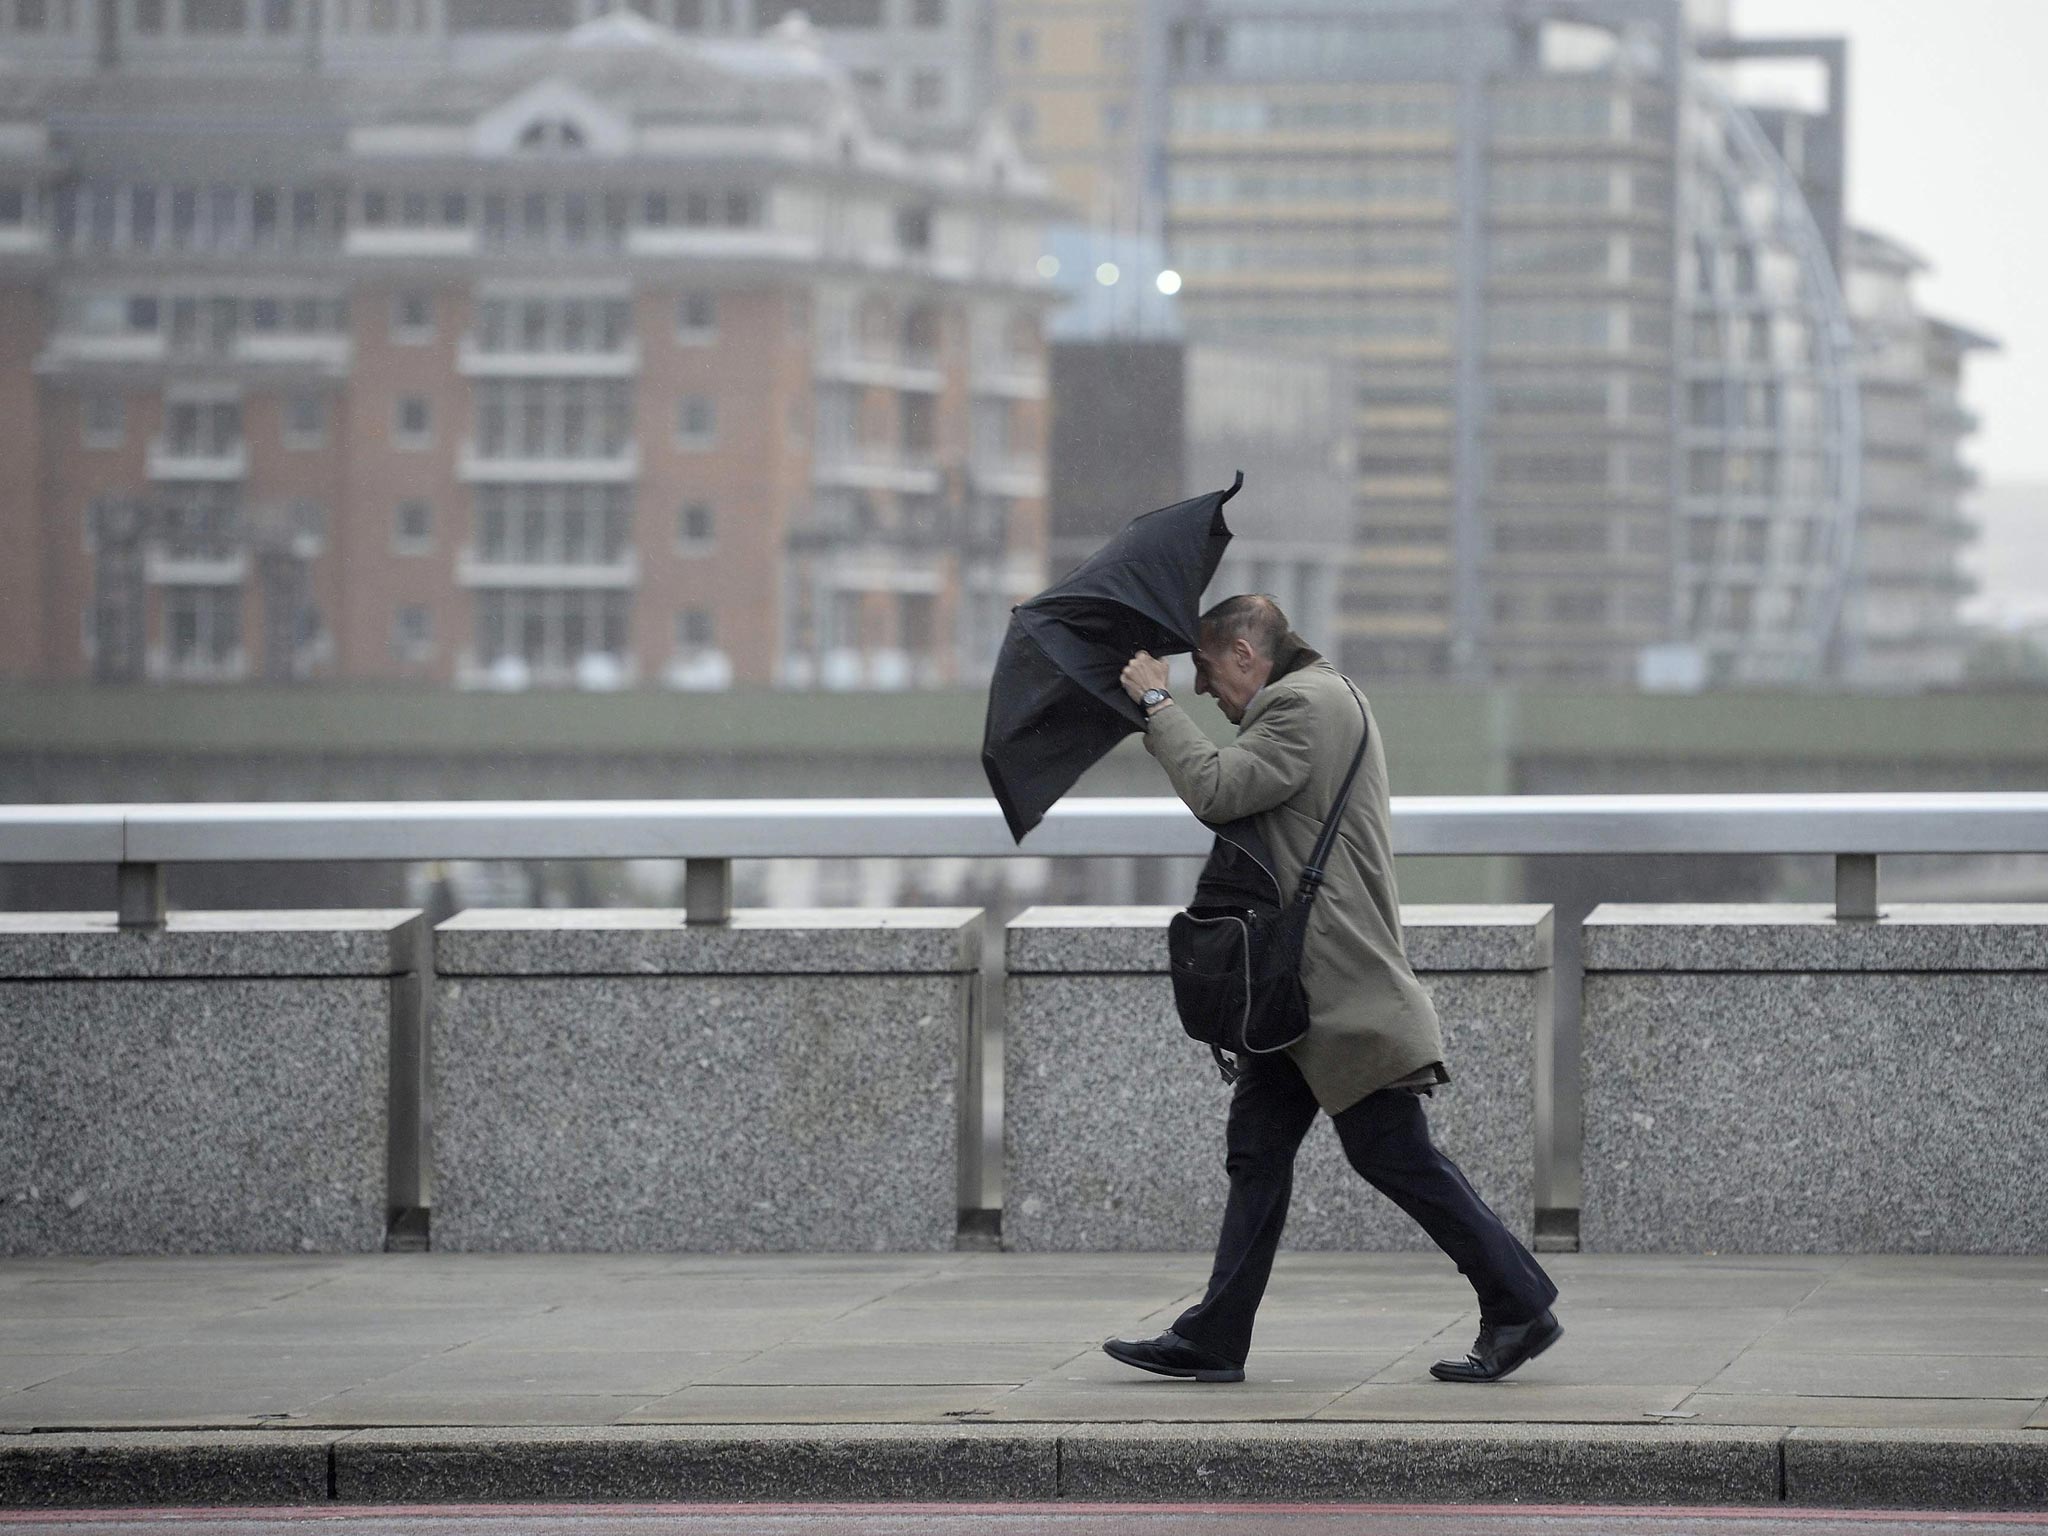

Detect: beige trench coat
[1144, 654, 1446, 1114]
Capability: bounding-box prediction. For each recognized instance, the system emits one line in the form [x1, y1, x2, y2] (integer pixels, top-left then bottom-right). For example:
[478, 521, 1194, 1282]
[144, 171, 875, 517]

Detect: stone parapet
[0, 910, 423, 1256]
[1003, 905, 1553, 1252]
[1582, 903, 2048, 1253]
[431, 909, 982, 1253]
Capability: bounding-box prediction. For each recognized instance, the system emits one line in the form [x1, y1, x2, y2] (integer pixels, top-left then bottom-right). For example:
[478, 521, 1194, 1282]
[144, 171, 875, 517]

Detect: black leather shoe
[1102, 1330, 1246, 1382]
[1429, 1310, 1563, 1383]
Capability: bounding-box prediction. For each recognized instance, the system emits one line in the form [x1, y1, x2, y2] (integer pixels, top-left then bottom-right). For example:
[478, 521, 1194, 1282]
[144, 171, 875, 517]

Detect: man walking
[1107, 594, 1560, 1385]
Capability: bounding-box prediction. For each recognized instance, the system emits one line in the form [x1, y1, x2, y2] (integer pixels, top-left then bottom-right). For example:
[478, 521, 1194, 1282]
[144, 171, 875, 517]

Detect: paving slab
[1684, 1393, 2044, 1430]
[1321, 1383, 1697, 1423]
[626, 1384, 1025, 1424]
[1705, 1351, 2048, 1400]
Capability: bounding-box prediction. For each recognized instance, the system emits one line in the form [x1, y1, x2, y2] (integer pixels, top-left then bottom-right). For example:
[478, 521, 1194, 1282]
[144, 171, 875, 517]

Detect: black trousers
[1172, 1050, 1558, 1366]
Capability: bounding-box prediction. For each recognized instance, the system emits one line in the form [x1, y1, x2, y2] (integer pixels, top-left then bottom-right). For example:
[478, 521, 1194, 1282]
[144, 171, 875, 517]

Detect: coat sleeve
[1142, 689, 1316, 823]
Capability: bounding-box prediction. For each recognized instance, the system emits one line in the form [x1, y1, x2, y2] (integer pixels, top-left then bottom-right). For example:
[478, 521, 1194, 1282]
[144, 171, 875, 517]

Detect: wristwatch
[1140, 687, 1172, 713]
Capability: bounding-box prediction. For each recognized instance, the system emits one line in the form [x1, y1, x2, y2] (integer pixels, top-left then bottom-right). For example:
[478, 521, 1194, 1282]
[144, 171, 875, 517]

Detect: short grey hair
[1199, 594, 1291, 661]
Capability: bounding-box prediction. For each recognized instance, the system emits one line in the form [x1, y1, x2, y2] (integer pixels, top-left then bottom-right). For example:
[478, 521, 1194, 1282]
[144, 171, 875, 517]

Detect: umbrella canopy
[982, 472, 1241, 842]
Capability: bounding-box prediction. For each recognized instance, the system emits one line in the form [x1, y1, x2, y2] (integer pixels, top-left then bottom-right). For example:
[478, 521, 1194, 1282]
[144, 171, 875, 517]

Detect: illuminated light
[1155, 269, 1182, 296]
[1095, 262, 1120, 286]
[1035, 254, 1060, 279]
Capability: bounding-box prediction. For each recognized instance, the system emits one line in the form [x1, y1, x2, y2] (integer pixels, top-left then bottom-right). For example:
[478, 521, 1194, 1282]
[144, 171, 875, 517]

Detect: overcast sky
[1732, 0, 2048, 487]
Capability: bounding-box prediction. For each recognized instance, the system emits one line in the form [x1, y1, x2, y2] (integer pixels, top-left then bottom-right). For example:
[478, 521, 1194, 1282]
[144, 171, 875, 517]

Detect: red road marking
[5, 1506, 2048, 1526]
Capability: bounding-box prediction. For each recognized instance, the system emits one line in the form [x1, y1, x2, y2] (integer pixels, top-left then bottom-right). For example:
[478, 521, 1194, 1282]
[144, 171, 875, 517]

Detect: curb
[3, 1425, 2046, 1511]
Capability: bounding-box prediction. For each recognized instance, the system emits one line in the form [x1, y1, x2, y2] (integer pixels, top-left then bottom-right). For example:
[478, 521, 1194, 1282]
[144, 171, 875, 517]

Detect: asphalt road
[7, 1506, 2048, 1536]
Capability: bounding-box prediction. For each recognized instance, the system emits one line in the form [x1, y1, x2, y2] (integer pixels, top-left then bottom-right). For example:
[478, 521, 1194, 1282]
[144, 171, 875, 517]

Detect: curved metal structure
[1677, 73, 1862, 684]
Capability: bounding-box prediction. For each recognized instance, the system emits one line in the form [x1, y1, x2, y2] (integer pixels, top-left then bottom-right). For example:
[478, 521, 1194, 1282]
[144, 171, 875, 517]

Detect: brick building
[0, 10, 1055, 688]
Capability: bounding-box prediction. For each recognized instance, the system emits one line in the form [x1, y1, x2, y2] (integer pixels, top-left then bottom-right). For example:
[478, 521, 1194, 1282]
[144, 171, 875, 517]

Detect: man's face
[1193, 630, 1263, 724]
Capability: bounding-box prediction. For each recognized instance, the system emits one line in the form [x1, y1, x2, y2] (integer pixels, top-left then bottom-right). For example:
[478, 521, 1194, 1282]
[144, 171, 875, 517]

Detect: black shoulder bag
[1165, 682, 1370, 1083]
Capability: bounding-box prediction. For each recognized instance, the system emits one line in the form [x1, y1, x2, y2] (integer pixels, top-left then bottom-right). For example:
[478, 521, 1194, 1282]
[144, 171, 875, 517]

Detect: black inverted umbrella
[982, 472, 1241, 843]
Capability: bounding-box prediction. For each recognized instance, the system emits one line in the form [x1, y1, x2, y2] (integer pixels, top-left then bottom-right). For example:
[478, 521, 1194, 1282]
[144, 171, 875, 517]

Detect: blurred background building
[1146, 0, 1995, 690]
[0, 0, 2011, 696]
[0, 7, 1055, 690]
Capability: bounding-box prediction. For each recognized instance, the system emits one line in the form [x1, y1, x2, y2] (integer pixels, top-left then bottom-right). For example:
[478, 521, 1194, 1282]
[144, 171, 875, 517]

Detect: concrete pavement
[1, 1252, 2045, 1509]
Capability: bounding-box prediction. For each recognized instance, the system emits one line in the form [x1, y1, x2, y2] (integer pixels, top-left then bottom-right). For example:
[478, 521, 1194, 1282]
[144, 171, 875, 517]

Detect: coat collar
[1239, 637, 1327, 731]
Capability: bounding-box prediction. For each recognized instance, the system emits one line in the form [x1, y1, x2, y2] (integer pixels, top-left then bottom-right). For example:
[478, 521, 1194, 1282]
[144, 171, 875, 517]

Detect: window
[162, 586, 243, 674]
[262, 0, 293, 29]
[677, 608, 715, 648]
[0, 187, 23, 226]
[82, 393, 123, 449]
[184, 0, 246, 34]
[1011, 25, 1034, 61]
[896, 206, 932, 253]
[284, 391, 326, 446]
[164, 397, 241, 458]
[16, 0, 48, 27]
[135, 0, 164, 30]
[677, 395, 715, 447]
[676, 290, 716, 341]
[1011, 101, 1036, 141]
[910, 0, 941, 23]
[392, 605, 432, 663]
[392, 290, 433, 341]
[394, 499, 432, 551]
[678, 501, 714, 552]
[909, 70, 945, 113]
[394, 395, 431, 446]
[126, 294, 159, 332]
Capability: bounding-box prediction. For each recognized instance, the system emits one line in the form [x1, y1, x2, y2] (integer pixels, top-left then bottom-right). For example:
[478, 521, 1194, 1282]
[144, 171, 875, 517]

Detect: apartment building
[0, 10, 1056, 687]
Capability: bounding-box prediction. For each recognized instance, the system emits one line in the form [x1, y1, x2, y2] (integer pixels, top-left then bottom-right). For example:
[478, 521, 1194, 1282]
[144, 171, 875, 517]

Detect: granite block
[332, 1424, 1060, 1503]
[433, 915, 979, 1251]
[1003, 908, 1551, 1252]
[1054, 1422, 1785, 1505]
[1585, 903, 2048, 972]
[1007, 905, 1554, 975]
[0, 910, 424, 979]
[1583, 906, 2048, 1254]
[0, 1429, 338, 1508]
[435, 908, 981, 977]
[0, 913, 420, 1256]
[1784, 1428, 2048, 1510]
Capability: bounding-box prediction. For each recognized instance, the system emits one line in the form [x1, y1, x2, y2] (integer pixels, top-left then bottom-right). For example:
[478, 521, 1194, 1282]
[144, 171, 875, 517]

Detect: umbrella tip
[1226, 469, 1243, 498]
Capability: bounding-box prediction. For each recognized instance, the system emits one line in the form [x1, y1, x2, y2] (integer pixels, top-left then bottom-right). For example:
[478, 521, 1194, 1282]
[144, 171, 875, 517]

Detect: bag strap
[1296, 680, 1370, 901]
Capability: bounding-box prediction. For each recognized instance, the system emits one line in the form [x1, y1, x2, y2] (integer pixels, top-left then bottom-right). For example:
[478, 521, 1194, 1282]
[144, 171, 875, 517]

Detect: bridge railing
[11, 792, 2048, 1230]
[13, 791, 2048, 926]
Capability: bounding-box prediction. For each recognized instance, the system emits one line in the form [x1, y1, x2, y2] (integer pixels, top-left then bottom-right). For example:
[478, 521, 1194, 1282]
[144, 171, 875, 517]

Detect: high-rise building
[1150, 0, 1992, 689]
[0, 11, 1056, 688]
[1839, 230, 1997, 691]
[990, 0, 1148, 228]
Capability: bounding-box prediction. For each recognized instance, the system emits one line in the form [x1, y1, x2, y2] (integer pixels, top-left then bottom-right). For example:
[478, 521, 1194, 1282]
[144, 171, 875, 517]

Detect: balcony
[457, 342, 640, 379]
[0, 225, 53, 261]
[148, 440, 249, 482]
[627, 228, 818, 265]
[970, 359, 1048, 400]
[236, 334, 353, 372]
[39, 333, 168, 370]
[344, 227, 478, 260]
[969, 455, 1045, 500]
[813, 344, 944, 394]
[144, 547, 250, 586]
[459, 445, 639, 484]
[812, 447, 942, 496]
[456, 550, 640, 589]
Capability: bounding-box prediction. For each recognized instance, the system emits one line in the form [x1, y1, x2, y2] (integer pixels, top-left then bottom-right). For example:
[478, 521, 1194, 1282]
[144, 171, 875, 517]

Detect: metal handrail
[7, 793, 2048, 865]
[8, 793, 2048, 929]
